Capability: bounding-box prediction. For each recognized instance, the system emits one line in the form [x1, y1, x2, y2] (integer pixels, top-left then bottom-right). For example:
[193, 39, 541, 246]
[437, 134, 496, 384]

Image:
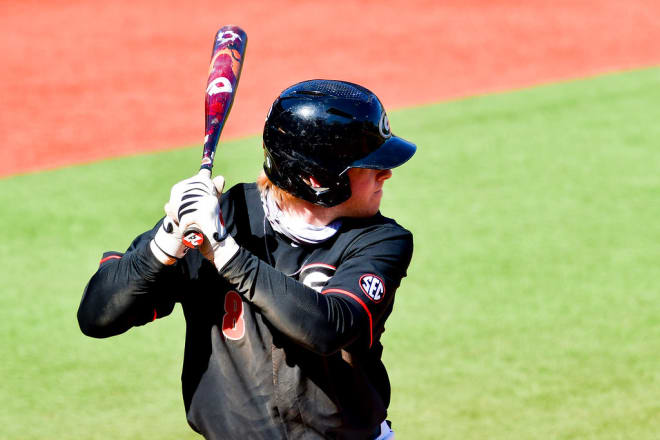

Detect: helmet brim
[349, 135, 417, 170]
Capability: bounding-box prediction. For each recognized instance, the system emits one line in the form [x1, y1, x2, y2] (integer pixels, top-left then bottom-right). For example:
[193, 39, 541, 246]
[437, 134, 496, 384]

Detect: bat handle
[181, 168, 212, 249]
[197, 167, 212, 178]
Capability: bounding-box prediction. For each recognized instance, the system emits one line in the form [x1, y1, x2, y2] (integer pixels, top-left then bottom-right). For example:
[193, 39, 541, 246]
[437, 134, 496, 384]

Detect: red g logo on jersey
[359, 274, 385, 303]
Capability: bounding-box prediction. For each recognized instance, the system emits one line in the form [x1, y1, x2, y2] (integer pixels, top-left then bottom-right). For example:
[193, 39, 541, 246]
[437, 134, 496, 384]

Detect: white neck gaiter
[261, 189, 341, 245]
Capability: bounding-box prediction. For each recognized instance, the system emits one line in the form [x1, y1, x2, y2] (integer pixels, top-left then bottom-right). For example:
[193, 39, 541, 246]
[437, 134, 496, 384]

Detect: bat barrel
[201, 25, 248, 172]
[184, 26, 246, 250]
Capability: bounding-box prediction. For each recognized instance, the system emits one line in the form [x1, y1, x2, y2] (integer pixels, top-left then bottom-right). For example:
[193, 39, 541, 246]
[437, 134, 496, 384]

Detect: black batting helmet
[262, 79, 416, 207]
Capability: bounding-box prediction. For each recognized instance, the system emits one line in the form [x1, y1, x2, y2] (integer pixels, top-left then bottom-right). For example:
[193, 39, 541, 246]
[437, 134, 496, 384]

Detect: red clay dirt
[2, 0, 659, 177]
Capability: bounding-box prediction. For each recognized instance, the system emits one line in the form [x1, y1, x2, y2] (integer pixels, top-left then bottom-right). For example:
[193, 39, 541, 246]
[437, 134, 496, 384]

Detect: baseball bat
[182, 25, 247, 249]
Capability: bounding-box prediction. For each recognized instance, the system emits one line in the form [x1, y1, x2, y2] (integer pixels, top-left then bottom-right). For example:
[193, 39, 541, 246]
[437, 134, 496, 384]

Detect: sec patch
[359, 274, 385, 303]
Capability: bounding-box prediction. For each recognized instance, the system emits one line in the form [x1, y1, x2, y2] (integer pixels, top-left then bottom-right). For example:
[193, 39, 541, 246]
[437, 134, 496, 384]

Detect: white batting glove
[167, 173, 217, 224]
[177, 175, 239, 270]
[150, 215, 188, 265]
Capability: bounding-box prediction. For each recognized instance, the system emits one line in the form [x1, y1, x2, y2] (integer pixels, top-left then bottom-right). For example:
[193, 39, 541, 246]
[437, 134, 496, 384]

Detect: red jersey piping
[321, 288, 373, 348]
[99, 255, 122, 264]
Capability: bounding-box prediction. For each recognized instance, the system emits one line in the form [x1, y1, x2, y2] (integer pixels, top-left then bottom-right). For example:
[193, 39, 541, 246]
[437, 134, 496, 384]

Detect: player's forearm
[220, 248, 366, 355]
[78, 270, 147, 338]
[78, 241, 176, 338]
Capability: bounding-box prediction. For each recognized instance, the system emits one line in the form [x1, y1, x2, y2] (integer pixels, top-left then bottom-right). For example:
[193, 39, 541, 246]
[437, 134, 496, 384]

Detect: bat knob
[182, 228, 204, 249]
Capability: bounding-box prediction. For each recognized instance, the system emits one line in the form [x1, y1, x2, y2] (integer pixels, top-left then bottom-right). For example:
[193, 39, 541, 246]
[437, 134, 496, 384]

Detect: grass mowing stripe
[1, 67, 658, 439]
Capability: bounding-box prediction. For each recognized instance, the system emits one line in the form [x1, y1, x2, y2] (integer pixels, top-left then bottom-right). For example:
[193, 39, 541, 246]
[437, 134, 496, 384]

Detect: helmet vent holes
[299, 80, 367, 99]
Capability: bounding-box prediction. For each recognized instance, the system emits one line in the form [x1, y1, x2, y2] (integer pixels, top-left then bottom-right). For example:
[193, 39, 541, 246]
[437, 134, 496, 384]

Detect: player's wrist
[149, 239, 178, 265]
[211, 233, 240, 271]
[151, 217, 188, 265]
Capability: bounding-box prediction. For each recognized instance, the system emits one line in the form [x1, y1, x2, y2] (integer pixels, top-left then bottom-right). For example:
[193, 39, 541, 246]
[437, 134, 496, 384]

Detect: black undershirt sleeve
[220, 248, 366, 355]
[77, 223, 180, 338]
[219, 227, 413, 355]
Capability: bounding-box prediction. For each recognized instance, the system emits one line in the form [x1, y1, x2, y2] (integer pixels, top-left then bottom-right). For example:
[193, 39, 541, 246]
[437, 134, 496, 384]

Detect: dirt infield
[2, 0, 659, 177]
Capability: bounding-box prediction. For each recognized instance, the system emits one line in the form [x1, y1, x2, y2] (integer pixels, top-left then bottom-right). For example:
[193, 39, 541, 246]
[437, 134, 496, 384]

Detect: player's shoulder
[220, 182, 264, 238]
[343, 212, 412, 239]
[339, 213, 413, 255]
[221, 182, 261, 213]
[222, 182, 259, 201]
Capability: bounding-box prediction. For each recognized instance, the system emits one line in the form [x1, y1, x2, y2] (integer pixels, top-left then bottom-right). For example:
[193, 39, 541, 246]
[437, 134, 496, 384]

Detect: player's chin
[342, 191, 383, 217]
[361, 197, 383, 217]
[346, 200, 380, 218]
[371, 191, 384, 208]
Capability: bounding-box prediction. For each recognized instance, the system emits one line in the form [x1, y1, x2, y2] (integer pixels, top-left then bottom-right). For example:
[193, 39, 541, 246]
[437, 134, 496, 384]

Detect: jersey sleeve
[77, 219, 184, 338]
[321, 227, 414, 347]
[219, 225, 413, 355]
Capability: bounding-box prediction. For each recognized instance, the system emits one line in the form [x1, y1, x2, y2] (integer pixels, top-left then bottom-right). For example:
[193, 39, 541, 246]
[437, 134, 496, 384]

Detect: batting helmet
[262, 79, 416, 207]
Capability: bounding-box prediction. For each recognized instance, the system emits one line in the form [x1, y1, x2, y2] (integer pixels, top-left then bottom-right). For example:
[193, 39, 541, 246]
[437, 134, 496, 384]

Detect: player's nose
[376, 169, 392, 182]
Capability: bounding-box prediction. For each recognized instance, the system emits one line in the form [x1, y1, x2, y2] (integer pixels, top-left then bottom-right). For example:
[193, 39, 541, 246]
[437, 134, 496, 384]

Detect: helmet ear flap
[310, 172, 352, 207]
[301, 175, 329, 196]
[287, 169, 352, 207]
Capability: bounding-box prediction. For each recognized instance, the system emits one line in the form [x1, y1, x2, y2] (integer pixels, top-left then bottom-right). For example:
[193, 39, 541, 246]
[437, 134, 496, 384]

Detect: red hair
[257, 171, 305, 208]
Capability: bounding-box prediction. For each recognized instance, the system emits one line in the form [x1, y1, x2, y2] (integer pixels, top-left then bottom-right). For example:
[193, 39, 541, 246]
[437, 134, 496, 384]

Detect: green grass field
[1, 67, 658, 439]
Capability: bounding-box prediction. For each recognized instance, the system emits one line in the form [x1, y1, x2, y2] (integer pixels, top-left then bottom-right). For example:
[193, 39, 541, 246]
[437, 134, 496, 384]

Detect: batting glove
[176, 175, 239, 270]
[151, 171, 219, 265]
[167, 173, 218, 223]
[150, 215, 188, 265]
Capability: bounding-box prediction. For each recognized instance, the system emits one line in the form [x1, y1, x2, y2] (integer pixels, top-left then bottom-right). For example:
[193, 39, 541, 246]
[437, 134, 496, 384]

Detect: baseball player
[78, 80, 416, 440]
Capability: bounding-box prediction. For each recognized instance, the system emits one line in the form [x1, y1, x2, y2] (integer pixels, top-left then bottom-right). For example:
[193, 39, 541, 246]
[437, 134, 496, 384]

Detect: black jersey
[78, 183, 413, 440]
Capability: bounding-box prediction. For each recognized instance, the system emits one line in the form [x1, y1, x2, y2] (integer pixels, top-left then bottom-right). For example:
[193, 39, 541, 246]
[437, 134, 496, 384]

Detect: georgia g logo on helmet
[378, 112, 392, 139]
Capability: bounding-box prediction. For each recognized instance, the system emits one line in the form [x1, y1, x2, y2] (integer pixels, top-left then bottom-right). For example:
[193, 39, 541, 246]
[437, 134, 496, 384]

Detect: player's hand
[167, 173, 218, 224]
[176, 175, 239, 270]
[150, 215, 188, 265]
